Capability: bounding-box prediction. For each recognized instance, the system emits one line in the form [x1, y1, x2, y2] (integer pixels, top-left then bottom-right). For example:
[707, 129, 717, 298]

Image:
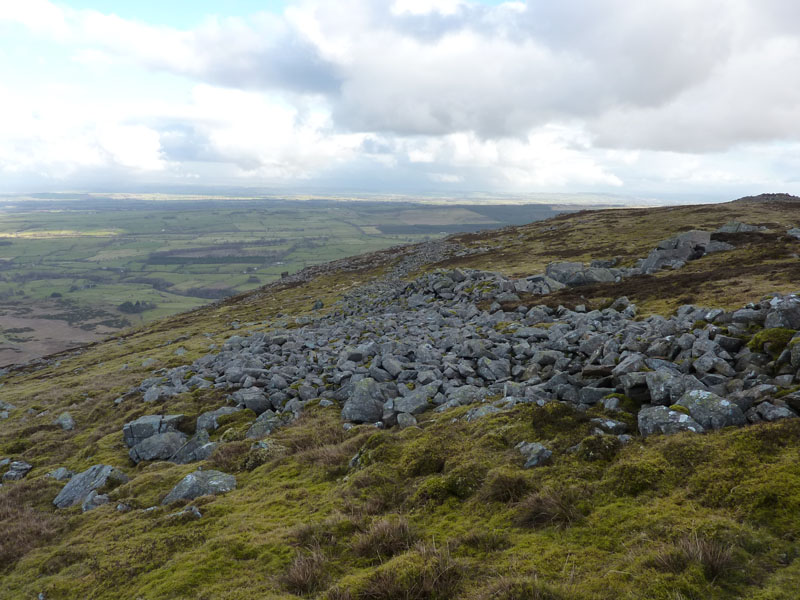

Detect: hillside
[3, 194, 800, 599]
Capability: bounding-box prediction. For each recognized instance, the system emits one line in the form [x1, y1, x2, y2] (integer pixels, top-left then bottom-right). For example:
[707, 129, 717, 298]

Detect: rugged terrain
[3, 194, 800, 599]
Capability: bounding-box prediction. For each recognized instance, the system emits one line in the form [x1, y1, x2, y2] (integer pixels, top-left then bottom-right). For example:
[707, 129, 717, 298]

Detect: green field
[0, 195, 573, 364]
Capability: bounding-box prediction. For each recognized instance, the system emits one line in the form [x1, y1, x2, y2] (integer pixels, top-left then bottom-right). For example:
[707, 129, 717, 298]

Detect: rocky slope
[3, 194, 800, 599]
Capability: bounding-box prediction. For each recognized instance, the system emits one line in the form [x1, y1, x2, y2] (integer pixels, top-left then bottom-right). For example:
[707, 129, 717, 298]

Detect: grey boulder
[394, 383, 440, 415]
[638, 405, 705, 437]
[162, 470, 236, 505]
[342, 377, 384, 423]
[675, 390, 746, 430]
[2, 460, 33, 481]
[129, 431, 188, 464]
[54, 411, 75, 431]
[53, 464, 128, 509]
[123, 414, 184, 447]
[196, 406, 242, 432]
[171, 430, 218, 464]
[516, 441, 552, 468]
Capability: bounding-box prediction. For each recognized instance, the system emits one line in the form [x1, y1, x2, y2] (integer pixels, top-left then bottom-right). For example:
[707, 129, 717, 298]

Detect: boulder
[516, 441, 552, 468]
[246, 410, 290, 439]
[162, 470, 236, 505]
[48, 467, 74, 481]
[754, 402, 798, 422]
[476, 357, 511, 381]
[341, 378, 384, 423]
[394, 382, 440, 415]
[53, 464, 128, 509]
[545, 262, 585, 284]
[54, 412, 75, 431]
[2, 460, 33, 481]
[396, 413, 418, 429]
[81, 490, 110, 512]
[645, 369, 705, 405]
[171, 430, 217, 464]
[675, 390, 746, 430]
[232, 388, 271, 415]
[196, 406, 242, 432]
[129, 431, 188, 464]
[638, 405, 705, 437]
[123, 414, 184, 448]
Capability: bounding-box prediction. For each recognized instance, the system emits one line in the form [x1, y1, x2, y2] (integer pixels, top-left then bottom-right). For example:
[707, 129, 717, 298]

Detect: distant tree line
[118, 300, 157, 314]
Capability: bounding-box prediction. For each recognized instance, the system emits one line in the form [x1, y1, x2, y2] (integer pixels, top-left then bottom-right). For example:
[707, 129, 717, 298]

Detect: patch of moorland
[2, 195, 800, 598]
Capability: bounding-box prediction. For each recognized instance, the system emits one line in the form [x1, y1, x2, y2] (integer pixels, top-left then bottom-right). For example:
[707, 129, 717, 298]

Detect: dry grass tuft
[353, 516, 419, 561]
[650, 532, 735, 581]
[279, 545, 330, 596]
[513, 486, 584, 529]
[480, 468, 532, 503]
[208, 441, 249, 472]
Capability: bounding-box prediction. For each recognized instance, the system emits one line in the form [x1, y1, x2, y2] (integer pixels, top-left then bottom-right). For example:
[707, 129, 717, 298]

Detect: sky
[1, 0, 800, 201]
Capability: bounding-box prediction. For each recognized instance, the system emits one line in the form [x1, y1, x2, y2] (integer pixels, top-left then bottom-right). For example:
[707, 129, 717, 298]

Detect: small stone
[396, 412, 417, 429]
[54, 411, 75, 431]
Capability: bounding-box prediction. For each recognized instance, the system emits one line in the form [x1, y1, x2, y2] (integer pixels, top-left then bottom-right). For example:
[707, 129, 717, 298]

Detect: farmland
[0, 195, 581, 364]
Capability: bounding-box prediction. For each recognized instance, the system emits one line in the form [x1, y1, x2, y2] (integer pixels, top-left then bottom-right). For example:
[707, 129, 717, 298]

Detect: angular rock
[246, 410, 290, 439]
[394, 382, 440, 415]
[196, 406, 242, 432]
[162, 470, 236, 505]
[516, 441, 552, 468]
[171, 430, 217, 464]
[675, 390, 746, 430]
[81, 490, 110, 512]
[123, 414, 184, 448]
[48, 467, 74, 481]
[129, 431, 188, 464]
[638, 405, 705, 437]
[342, 378, 385, 423]
[2, 460, 33, 481]
[232, 388, 270, 415]
[645, 369, 705, 405]
[53, 464, 128, 509]
[396, 413, 418, 429]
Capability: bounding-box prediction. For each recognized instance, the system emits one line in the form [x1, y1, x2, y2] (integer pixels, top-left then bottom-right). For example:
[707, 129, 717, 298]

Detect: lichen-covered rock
[162, 470, 236, 505]
[638, 405, 705, 437]
[53, 464, 128, 509]
[516, 441, 552, 468]
[645, 369, 706, 405]
[54, 411, 75, 431]
[675, 390, 746, 430]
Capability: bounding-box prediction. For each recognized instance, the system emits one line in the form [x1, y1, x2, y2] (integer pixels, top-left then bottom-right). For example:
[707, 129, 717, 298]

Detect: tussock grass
[353, 516, 419, 561]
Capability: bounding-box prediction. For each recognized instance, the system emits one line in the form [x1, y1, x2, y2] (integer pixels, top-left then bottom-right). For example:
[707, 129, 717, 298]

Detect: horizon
[2, 1, 800, 200]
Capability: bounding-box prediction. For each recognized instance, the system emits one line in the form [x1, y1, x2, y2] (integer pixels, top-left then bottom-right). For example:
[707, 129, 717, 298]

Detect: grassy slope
[2, 198, 800, 599]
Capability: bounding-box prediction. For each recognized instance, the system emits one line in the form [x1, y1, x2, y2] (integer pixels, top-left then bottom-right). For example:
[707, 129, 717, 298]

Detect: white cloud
[1, 0, 800, 196]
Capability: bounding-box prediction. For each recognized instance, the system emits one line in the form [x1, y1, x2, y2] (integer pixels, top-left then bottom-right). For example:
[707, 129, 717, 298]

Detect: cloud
[1, 0, 800, 195]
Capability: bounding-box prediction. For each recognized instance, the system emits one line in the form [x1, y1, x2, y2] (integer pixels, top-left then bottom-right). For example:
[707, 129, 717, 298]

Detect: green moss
[669, 404, 691, 415]
[748, 328, 797, 358]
